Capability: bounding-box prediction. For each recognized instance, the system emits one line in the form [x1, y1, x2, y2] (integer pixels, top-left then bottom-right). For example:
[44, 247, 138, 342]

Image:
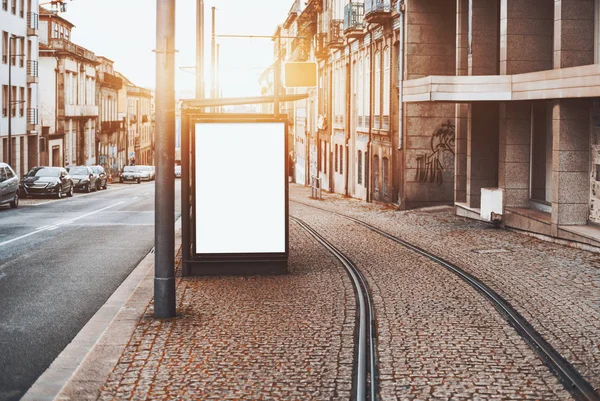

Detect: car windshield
[27, 167, 59, 177]
[123, 166, 137, 172]
[69, 167, 89, 175]
[139, 166, 150, 171]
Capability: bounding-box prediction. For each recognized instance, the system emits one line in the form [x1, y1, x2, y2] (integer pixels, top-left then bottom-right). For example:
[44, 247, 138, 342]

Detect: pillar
[554, 0, 595, 69]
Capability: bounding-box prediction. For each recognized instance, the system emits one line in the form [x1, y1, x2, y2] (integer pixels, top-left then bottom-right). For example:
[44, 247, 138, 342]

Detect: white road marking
[0, 201, 125, 248]
[144, 192, 150, 196]
[132, 197, 139, 200]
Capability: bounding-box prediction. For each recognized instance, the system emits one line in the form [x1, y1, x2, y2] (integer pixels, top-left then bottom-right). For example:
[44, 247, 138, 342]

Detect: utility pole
[154, 0, 176, 319]
[216, 43, 220, 112]
[211, 6, 216, 111]
[195, 0, 204, 99]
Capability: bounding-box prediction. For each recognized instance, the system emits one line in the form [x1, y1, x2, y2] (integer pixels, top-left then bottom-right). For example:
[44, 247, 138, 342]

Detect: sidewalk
[23, 184, 599, 400]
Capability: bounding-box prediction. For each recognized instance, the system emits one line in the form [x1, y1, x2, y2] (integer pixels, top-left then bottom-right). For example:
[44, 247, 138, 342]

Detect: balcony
[27, 60, 38, 84]
[315, 33, 328, 60]
[27, 108, 38, 132]
[64, 104, 99, 117]
[328, 20, 344, 49]
[344, 3, 364, 38]
[27, 12, 39, 36]
[364, 0, 392, 24]
[101, 120, 121, 133]
[127, 85, 152, 98]
[49, 38, 96, 63]
[98, 72, 123, 90]
[290, 37, 310, 62]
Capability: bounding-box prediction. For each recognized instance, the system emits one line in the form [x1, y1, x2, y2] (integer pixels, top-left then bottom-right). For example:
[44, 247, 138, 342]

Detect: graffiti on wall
[416, 120, 456, 185]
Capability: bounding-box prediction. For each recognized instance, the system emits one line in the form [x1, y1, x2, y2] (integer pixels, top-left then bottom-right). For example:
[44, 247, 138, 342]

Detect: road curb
[22, 217, 182, 401]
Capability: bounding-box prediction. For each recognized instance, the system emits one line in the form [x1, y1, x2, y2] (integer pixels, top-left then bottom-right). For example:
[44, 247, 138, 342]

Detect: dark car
[20, 166, 74, 199]
[0, 162, 19, 208]
[67, 165, 97, 192]
[89, 165, 108, 190]
[120, 165, 142, 184]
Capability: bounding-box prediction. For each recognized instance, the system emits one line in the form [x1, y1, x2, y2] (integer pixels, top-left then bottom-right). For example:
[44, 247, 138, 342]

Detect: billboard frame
[181, 111, 289, 276]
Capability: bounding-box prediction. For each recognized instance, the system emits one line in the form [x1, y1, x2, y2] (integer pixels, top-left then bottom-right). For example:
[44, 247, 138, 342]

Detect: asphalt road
[0, 180, 181, 401]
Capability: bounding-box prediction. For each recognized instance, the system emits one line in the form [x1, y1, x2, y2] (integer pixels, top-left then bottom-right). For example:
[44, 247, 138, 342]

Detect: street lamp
[8, 34, 25, 168]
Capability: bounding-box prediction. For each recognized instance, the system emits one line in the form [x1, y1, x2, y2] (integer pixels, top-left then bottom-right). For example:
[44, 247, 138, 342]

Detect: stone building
[96, 56, 123, 177]
[38, 7, 98, 167]
[125, 83, 153, 166]
[402, 0, 600, 246]
[0, 0, 40, 176]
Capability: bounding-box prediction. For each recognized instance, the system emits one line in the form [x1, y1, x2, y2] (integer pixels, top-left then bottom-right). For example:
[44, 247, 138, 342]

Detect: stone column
[551, 99, 590, 235]
[469, 0, 500, 75]
[554, 0, 595, 69]
[455, 0, 469, 203]
[498, 102, 531, 208]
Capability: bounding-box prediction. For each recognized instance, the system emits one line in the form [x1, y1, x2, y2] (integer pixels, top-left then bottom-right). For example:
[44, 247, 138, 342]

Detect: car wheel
[10, 193, 18, 208]
[103, 182, 108, 190]
[137, 178, 141, 184]
[56, 188, 63, 199]
[67, 184, 74, 197]
[85, 184, 91, 193]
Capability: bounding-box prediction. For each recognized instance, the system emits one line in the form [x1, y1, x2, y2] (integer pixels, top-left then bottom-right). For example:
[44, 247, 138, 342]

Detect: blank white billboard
[195, 122, 286, 254]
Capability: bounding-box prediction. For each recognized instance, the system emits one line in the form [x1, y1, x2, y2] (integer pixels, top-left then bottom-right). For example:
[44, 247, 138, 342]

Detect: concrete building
[38, 7, 98, 167]
[0, 0, 40, 176]
[96, 56, 123, 177]
[400, 0, 600, 246]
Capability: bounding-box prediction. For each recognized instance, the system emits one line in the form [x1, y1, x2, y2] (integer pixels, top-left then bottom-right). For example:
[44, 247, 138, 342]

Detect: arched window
[373, 154, 380, 192]
[357, 150, 363, 185]
[382, 157, 389, 196]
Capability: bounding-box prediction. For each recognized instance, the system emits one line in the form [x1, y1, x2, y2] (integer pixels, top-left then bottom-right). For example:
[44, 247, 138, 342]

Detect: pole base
[154, 277, 176, 319]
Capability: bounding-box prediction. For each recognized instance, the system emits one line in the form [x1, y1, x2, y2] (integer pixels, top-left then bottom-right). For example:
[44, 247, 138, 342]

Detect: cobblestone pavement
[290, 184, 600, 394]
[98, 222, 356, 400]
[291, 201, 570, 400]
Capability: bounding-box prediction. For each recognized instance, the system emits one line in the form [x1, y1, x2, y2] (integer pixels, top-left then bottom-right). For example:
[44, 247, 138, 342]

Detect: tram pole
[154, 0, 176, 319]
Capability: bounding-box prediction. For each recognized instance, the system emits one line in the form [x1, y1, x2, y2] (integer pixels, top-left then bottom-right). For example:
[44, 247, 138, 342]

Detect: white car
[174, 165, 181, 178]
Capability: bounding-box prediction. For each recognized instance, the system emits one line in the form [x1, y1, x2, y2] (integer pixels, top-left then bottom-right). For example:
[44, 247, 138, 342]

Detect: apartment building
[120, 77, 153, 167]
[96, 56, 123, 176]
[0, 0, 40, 176]
[38, 7, 98, 167]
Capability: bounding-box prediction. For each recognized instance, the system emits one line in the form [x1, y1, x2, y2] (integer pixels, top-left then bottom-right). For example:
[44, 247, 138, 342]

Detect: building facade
[125, 84, 153, 166]
[0, 0, 40, 176]
[96, 56, 123, 177]
[38, 7, 98, 167]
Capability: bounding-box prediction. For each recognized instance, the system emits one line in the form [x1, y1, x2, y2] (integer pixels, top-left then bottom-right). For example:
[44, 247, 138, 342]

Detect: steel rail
[291, 200, 600, 401]
[291, 216, 378, 401]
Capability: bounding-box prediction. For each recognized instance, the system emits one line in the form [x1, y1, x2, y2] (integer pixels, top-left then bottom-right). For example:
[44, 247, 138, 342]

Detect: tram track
[291, 216, 379, 401]
[291, 200, 600, 401]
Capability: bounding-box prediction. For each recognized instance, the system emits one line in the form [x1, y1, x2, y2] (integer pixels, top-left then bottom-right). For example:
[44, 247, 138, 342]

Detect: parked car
[67, 165, 97, 192]
[148, 166, 156, 180]
[120, 166, 143, 184]
[20, 166, 73, 199]
[90, 165, 108, 190]
[174, 165, 181, 178]
[137, 165, 153, 181]
[0, 162, 19, 208]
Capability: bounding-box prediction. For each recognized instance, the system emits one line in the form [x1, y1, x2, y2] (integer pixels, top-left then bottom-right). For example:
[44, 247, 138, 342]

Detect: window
[1, 32, 7, 64]
[2, 0, 7, 11]
[335, 144, 338, 172]
[373, 155, 380, 192]
[382, 157, 389, 196]
[2, 85, 7, 116]
[375, 50, 380, 117]
[365, 54, 370, 127]
[340, 144, 343, 174]
[11, 0, 15, 14]
[53, 23, 59, 39]
[19, 37, 25, 67]
[11, 86, 16, 116]
[357, 151, 363, 185]
[358, 57, 363, 127]
[383, 47, 390, 128]
[19, 0, 23, 17]
[19, 87, 24, 116]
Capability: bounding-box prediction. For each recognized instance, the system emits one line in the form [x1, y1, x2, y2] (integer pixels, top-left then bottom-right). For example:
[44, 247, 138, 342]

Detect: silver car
[0, 163, 19, 208]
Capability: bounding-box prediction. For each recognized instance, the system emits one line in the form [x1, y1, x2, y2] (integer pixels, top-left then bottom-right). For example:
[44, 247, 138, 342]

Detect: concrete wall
[500, 0, 554, 75]
[554, 0, 595, 68]
[404, 0, 456, 208]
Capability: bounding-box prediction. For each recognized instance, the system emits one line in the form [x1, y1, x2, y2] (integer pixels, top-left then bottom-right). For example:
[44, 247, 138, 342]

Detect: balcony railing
[101, 120, 121, 133]
[27, 108, 38, 128]
[381, 115, 390, 130]
[315, 33, 328, 59]
[365, 0, 391, 22]
[291, 37, 310, 62]
[27, 12, 39, 36]
[98, 72, 123, 89]
[329, 19, 344, 48]
[344, 3, 364, 35]
[64, 104, 99, 117]
[49, 38, 96, 63]
[27, 60, 38, 84]
[373, 115, 381, 129]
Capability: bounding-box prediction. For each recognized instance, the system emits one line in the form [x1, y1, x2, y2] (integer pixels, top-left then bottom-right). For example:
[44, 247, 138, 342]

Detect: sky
[61, 0, 291, 99]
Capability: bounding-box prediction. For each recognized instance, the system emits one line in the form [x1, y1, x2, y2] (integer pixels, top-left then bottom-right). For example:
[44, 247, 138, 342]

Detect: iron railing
[27, 12, 38, 29]
[27, 60, 38, 77]
[27, 108, 38, 125]
[365, 0, 391, 15]
[329, 19, 344, 47]
[344, 2, 364, 32]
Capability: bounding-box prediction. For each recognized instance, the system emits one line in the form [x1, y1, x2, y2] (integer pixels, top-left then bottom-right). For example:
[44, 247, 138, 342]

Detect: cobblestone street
[90, 184, 600, 400]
